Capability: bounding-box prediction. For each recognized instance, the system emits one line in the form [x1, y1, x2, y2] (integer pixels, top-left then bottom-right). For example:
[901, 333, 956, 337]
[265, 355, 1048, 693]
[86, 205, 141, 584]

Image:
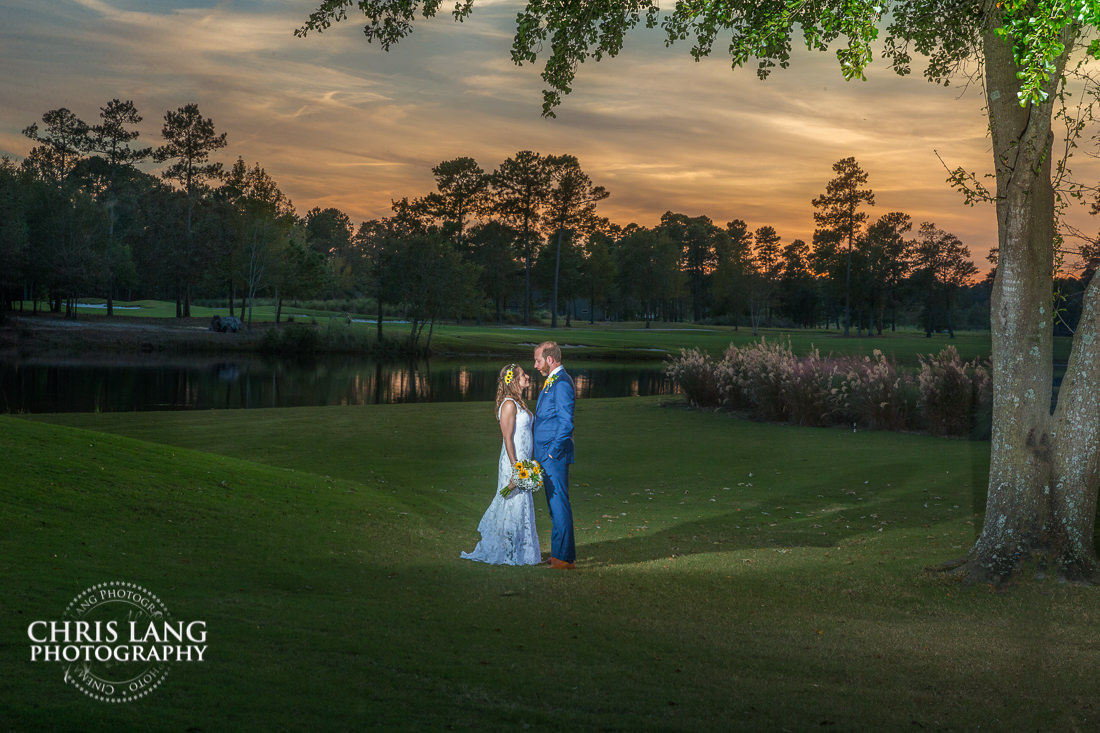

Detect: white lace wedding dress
[460, 398, 542, 565]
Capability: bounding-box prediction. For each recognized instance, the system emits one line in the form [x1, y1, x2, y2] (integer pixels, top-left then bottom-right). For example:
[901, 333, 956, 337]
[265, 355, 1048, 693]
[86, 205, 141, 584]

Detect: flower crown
[504, 365, 516, 385]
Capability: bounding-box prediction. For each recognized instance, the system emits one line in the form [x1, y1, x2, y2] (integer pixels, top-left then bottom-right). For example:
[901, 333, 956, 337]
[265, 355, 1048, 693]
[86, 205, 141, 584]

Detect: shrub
[784, 349, 846, 427]
[260, 323, 321, 355]
[323, 325, 373, 352]
[666, 348, 721, 408]
[713, 345, 748, 410]
[720, 339, 793, 421]
[918, 346, 991, 437]
[668, 339, 992, 440]
[715, 340, 841, 425]
[836, 350, 917, 431]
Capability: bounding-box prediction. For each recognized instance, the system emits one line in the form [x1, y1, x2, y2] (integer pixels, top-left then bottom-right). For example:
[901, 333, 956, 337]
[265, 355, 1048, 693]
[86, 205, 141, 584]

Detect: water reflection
[0, 355, 673, 413]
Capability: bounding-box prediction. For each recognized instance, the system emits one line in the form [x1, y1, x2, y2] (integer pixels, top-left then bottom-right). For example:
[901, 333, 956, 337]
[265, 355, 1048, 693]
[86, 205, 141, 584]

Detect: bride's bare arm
[499, 399, 518, 464]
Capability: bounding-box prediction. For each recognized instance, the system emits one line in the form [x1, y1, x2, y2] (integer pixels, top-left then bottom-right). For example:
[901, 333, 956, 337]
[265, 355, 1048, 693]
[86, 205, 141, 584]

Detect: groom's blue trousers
[543, 457, 575, 564]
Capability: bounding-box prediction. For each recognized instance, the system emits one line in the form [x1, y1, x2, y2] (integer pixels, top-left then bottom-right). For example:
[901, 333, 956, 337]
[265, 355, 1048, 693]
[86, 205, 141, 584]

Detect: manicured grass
[402, 322, 1004, 364]
[14, 298, 1077, 366]
[14, 299, 344, 322]
[428, 321, 1068, 372]
[5, 398, 1099, 731]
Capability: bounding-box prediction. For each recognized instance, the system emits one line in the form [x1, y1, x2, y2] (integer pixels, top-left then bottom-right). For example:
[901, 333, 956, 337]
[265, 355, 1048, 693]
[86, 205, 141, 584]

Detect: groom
[533, 341, 576, 569]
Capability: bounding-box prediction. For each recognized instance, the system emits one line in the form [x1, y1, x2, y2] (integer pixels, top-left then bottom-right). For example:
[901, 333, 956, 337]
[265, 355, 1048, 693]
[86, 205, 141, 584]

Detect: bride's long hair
[495, 363, 528, 416]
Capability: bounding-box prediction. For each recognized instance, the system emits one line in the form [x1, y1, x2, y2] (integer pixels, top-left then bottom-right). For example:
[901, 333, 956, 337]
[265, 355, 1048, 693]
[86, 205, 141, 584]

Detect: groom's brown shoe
[549, 557, 576, 570]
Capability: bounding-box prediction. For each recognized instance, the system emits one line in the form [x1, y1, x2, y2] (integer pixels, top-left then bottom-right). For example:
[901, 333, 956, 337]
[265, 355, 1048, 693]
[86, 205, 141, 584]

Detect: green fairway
[15, 298, 343, 322]
[427, 322, 1002, 363]
[4, 399, 1098, 731]
[15, 297, 1033, 364]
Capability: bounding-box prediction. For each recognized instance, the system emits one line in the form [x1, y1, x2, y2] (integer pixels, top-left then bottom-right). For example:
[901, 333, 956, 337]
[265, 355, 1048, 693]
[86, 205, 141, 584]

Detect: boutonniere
[542, 373, 559, 392]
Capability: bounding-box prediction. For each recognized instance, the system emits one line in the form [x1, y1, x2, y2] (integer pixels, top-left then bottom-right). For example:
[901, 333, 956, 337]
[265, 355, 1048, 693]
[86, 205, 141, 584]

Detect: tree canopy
[298, 1, 1100, 114]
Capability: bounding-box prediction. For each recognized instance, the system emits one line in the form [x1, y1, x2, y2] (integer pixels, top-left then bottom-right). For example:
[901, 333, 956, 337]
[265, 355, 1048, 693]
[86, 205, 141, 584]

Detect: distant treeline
[1, 100, 1088, 346]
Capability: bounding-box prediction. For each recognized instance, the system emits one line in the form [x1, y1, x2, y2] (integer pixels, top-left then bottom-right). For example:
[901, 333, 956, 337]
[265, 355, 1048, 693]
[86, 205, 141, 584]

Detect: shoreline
[0, 313, 675, 362]
[0, 312, 265, 357]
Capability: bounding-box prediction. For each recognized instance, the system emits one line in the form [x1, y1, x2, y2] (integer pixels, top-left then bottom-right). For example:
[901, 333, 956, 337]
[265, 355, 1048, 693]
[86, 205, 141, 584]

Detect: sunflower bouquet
[500, 458, 544, 497]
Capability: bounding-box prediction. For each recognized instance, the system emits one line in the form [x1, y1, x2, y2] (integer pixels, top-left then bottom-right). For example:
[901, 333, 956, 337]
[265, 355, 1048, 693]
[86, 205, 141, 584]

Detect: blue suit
[533, 368, 576, 564]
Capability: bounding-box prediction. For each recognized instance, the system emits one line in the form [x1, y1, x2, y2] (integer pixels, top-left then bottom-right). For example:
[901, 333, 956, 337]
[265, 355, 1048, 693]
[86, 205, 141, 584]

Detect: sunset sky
[4, 0, 1100, 271]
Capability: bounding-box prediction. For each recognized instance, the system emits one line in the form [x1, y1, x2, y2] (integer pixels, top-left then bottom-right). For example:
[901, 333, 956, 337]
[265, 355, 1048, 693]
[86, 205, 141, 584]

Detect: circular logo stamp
[62, 582, 171, 702]
[28, 581, 207, 703]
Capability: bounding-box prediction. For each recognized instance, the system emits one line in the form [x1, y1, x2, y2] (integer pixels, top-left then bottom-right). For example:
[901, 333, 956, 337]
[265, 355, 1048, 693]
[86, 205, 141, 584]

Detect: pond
[0, 354, 675, 413]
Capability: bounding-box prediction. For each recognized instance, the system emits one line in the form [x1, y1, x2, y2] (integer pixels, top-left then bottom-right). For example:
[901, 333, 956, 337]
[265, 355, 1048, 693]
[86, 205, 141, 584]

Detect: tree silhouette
[0, 159, 30, 320]
[779, 238, 816, 328]
[490, 151, 551, 325]
[659, 212, 721, 322]
[417, 157, 490, 249]
[912, 222, 978, 339]
[544, 155, 608, 327]
[22, 108, 90, 186]
[154, 103, 227, 317]
[221, 158, 296, 326]
[812, 157, 875, 337]
[860, 211, 914, 334]
[85, 99, 151, 316]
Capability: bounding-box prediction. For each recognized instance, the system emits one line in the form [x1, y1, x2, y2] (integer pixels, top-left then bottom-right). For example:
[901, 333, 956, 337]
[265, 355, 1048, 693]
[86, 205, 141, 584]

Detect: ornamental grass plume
[836, 350, 918, 432]
[723, 338, 795, 421]
[716, 339, 840, 425]
[665, 348, 721, 407]
[713, 344, 749, 410]
[715, 338, 793, 417]
[918, 346, 992, 437]
[669, 339, 991, 440]
[784, 348, 846, 427]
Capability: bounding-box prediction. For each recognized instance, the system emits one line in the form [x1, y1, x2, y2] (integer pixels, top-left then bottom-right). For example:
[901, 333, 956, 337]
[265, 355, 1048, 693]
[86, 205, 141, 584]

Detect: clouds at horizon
[4, 0, 1098, 269]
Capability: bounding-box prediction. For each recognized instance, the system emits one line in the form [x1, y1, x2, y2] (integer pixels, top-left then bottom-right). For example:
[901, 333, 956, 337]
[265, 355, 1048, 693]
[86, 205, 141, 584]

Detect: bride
[460, 363, 542, 565]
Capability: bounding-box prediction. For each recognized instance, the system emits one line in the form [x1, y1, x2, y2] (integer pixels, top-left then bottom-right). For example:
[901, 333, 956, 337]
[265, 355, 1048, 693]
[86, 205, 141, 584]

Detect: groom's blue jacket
[533, 369, 575, 464]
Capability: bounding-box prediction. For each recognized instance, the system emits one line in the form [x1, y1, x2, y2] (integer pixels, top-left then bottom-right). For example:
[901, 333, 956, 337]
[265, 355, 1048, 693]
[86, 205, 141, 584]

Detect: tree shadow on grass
[573, 487, 982, 568]
[575, 513, 841, 568]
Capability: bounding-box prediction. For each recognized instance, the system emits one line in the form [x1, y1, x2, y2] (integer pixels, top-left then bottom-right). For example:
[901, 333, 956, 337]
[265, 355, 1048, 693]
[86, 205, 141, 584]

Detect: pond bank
[0, 313, 684, 362]
[1, 313, 263, 356]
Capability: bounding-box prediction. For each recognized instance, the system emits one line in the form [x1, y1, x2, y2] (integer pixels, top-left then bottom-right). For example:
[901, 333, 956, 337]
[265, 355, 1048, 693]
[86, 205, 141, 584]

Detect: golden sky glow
[5, 1, 1100, 272]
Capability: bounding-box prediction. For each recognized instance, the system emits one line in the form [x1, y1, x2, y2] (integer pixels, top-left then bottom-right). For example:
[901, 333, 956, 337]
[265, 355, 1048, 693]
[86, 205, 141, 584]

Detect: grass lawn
[16, 297, 1053, 365]
[14, 299, 339, 323]
[4, 397, 1099, 730]
[427, 321, 1003, 363]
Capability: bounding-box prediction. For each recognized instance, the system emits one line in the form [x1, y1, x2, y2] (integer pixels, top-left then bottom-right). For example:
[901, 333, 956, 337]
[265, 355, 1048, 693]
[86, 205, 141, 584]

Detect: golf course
[2, 319, 1096, 730]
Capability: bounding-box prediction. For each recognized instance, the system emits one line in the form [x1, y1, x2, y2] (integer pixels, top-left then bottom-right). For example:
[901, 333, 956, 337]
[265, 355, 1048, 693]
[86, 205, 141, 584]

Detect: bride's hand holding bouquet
[500, 458, 543, 497]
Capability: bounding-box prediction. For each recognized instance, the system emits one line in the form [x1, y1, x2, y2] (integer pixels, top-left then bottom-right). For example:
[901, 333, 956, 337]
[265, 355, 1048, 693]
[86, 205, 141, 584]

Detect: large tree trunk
[960, 21, 1098, 584]
[1049, 270, 1100, 581]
